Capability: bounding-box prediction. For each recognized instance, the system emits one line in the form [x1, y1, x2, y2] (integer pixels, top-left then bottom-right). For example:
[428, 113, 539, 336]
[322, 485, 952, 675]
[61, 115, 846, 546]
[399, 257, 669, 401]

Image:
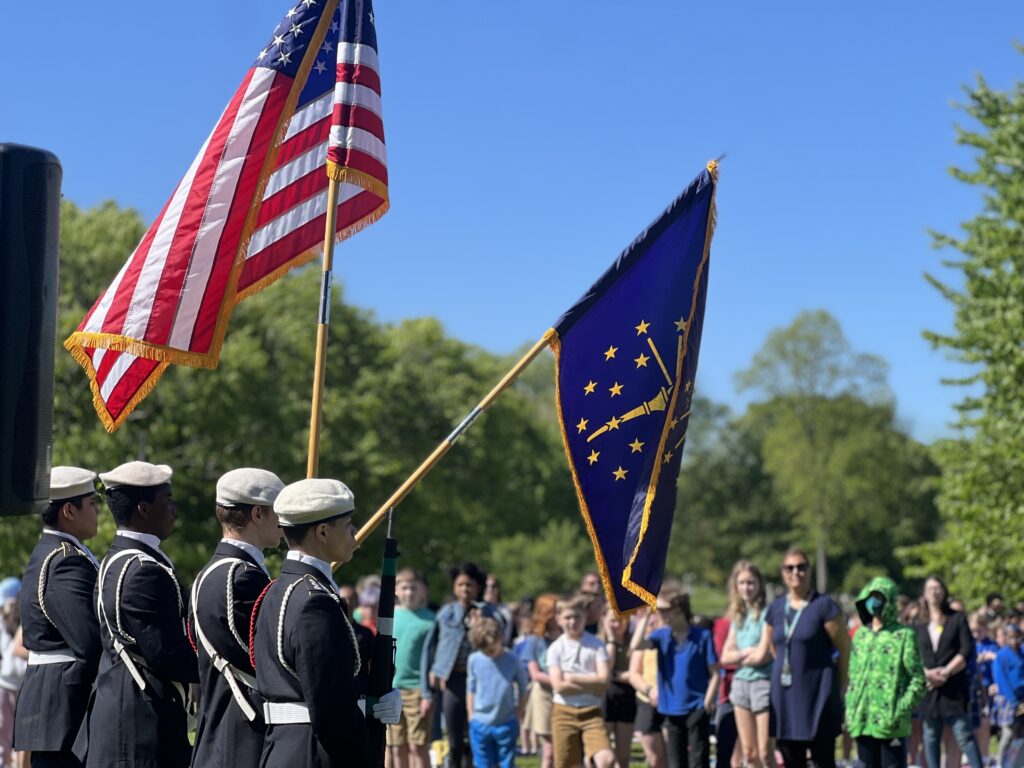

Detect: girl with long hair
[916, 575, 982, 768]
[720, 561, 776, 768]
[628, 608, 668, 768]
[599, 605, 636, 768]
[520, 593, 561, 768]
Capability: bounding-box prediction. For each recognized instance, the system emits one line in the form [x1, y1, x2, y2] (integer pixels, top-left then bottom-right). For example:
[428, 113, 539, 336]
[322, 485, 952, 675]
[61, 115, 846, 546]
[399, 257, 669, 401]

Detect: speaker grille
[0, 144, 61, 516]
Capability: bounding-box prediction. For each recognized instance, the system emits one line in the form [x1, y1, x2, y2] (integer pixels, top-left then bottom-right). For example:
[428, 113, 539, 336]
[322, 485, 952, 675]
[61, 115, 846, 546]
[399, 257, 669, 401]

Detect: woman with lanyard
[759, 547, 850, 768]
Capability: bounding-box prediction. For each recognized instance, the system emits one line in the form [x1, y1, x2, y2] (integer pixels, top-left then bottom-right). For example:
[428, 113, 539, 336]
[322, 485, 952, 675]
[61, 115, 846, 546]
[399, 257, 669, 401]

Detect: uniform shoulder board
[58, 541, 84, 558]
[302, 575, 341, 604]
[303, 574, 326, 593]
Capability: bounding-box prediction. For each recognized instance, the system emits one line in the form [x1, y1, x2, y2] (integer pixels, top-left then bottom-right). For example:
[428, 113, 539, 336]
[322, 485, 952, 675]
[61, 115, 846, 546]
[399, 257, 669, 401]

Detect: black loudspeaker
[0, 144, 61, 517]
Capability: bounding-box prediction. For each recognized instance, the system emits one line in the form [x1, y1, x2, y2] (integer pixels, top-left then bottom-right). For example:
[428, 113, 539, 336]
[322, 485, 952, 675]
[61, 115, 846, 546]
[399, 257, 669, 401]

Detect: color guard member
[86, 461, 199, 768]
[15, 467, 102, 768]
[252, 478, 401, 768]
[188, 468, 284, 768]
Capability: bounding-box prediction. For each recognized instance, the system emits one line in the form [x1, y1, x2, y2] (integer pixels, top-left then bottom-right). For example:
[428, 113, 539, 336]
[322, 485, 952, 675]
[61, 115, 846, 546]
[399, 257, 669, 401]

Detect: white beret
[216, 468, 285, 507]
[274, 478, 355, 527]
[50, 466, 97, 501]
[99, 461, 173, 490]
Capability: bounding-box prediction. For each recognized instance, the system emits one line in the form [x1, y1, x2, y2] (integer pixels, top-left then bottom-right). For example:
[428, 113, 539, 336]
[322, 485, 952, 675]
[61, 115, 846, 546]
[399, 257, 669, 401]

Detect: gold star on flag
[635, 320, 650, 335]
[674, 317, 688, 332]
[629, 438, 645, 453]
[663, 451, 674, 464]
[670, 417, 680, 430]
[576, 418, 588, 434]
[613, 466, 628, 481]
[634, 353, 649, 368]
[603, 345, 618, 361]
[606, 415, 621, 431]
[685, 380, 693, 393]
[583, 380, 597, 395]
[587, 450, 600, 465]
[609, 382, 623, 397]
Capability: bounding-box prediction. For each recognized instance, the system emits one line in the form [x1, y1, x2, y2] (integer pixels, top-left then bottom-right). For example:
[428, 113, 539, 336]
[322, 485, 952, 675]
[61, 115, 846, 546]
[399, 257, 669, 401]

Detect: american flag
[65, 0, 388, 432]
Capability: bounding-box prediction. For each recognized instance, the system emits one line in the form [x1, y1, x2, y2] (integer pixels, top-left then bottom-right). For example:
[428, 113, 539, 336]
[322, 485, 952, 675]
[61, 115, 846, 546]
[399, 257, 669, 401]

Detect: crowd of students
[372, 553, 1024, 768]
[1, 549, 1023, 768]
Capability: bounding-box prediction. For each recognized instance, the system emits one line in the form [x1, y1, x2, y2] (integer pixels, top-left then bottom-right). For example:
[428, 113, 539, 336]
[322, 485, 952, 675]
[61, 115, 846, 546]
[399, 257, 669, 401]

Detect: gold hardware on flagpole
[306, 177, 341, 478]
[351, 328, 556, 547]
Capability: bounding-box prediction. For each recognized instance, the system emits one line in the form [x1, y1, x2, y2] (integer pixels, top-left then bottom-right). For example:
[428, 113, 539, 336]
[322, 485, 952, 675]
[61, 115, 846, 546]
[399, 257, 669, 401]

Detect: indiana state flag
[549, 162, 718, 613]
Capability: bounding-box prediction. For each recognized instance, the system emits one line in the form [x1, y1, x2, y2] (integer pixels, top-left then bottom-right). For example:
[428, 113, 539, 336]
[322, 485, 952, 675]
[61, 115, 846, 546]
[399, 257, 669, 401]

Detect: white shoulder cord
[37, 542, 93, 628]
[189, 558, 251, 654]
[276, 575, 361, 681]
[224, 561, 247, 651]
[97, 549, 185, 694]
[190, 557, 259, 721]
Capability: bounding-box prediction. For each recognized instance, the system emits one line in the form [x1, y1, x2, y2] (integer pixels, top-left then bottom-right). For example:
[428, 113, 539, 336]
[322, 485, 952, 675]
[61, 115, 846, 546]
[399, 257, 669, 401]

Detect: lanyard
[782, 596, 808, 674]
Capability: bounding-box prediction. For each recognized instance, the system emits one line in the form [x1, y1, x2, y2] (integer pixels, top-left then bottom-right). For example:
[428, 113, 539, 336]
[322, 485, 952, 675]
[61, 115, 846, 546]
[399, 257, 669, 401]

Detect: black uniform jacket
[14, 532, 101, 752]
[86, 534, 199, 768]
[254, 558, 367, 768]
[188, 541, 270, 768]
[916, 608, 975, 719]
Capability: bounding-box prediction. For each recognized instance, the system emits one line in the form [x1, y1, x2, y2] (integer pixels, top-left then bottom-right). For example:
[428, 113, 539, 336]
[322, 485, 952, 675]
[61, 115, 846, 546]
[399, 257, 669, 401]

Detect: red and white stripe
[240, 39, 388, 295]
[69, 17, 388, 432]
[75, 66, 287, 355]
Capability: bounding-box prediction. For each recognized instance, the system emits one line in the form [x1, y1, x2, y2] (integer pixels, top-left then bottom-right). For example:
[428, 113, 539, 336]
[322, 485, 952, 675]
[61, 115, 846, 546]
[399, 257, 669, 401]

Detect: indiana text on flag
[549, 162, 717, 613]
[65, 0, 387, 431]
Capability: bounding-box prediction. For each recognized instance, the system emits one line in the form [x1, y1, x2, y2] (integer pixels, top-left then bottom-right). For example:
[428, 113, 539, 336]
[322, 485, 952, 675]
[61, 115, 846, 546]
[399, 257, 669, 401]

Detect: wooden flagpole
[306, 177, 341, 478]
[353, 328, 556, 545]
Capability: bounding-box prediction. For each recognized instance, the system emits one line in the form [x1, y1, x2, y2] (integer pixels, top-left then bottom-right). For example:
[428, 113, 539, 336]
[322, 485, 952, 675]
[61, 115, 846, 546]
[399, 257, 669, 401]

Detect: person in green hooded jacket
[845, 576, 926, 768]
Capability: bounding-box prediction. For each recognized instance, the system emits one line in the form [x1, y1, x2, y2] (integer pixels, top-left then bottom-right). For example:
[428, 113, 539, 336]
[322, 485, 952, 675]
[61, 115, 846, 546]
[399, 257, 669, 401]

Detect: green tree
[0, 200, 578, 601]
[669, 397, 793, 588]
[903, 62, 1024, 601]
[735, 310, 890, 591]
[487, 518, 596, 600]
[671, 393, 938, 594]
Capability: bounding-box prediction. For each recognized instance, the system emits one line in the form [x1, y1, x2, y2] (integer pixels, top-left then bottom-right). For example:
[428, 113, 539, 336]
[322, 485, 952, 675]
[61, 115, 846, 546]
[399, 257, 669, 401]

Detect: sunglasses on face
[782, 563, 809, 574]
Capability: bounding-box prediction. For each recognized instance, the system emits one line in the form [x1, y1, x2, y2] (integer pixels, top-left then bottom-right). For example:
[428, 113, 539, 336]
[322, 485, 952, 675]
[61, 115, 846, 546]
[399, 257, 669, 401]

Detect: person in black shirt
[916, 575, 982, 768]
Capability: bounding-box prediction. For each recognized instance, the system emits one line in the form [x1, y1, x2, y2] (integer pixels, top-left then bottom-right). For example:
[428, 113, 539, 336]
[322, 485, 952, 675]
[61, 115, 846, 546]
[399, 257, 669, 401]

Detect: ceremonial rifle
[365, 509, 398, 767]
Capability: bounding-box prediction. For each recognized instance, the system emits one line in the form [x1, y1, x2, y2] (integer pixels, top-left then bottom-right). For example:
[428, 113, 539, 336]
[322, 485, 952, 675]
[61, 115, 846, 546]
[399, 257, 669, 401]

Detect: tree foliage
[669, 392, 939, 595]
[733, 310, 894, 591]
[0, 202, 948, 608]
[0, 200, 577, 602]
[903, 63, 1024, 602]
[668, 311, 939, 596]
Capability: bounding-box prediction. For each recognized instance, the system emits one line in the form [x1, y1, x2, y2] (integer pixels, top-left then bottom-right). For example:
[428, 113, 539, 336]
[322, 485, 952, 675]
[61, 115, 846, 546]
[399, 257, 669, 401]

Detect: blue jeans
[923, 713, 982, 768]
[469, 719, 519, 768]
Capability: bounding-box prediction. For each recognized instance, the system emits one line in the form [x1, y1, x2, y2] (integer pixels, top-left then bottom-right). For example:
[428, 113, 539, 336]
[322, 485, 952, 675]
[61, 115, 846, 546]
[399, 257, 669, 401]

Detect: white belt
[28, 650, 76, 666]
[263, 701, 311, 724]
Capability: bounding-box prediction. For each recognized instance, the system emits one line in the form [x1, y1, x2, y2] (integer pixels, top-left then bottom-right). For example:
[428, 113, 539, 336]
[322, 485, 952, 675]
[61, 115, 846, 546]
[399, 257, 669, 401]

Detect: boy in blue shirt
[467, 617, 529, 768]
[646, 592, 720, 768]
[993, 622, 1024, 765]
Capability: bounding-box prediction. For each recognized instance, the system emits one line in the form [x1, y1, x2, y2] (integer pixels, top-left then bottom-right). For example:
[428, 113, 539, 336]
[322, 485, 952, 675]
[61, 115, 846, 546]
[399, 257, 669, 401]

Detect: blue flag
[550, 163, 717, 613]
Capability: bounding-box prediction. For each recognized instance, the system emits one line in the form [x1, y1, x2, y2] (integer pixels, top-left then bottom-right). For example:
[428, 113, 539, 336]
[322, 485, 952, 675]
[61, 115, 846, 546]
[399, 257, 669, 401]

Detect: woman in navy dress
[757, 547, 850, 768]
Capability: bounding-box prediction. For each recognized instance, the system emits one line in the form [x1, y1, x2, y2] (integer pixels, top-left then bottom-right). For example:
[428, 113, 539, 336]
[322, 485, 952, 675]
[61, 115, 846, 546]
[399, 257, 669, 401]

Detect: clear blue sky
[5, 2, 1021, 442]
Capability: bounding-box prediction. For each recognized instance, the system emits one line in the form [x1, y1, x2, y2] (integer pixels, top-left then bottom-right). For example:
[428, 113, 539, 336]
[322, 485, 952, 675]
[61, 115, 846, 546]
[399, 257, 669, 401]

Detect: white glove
[371, 688, 402, 724]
